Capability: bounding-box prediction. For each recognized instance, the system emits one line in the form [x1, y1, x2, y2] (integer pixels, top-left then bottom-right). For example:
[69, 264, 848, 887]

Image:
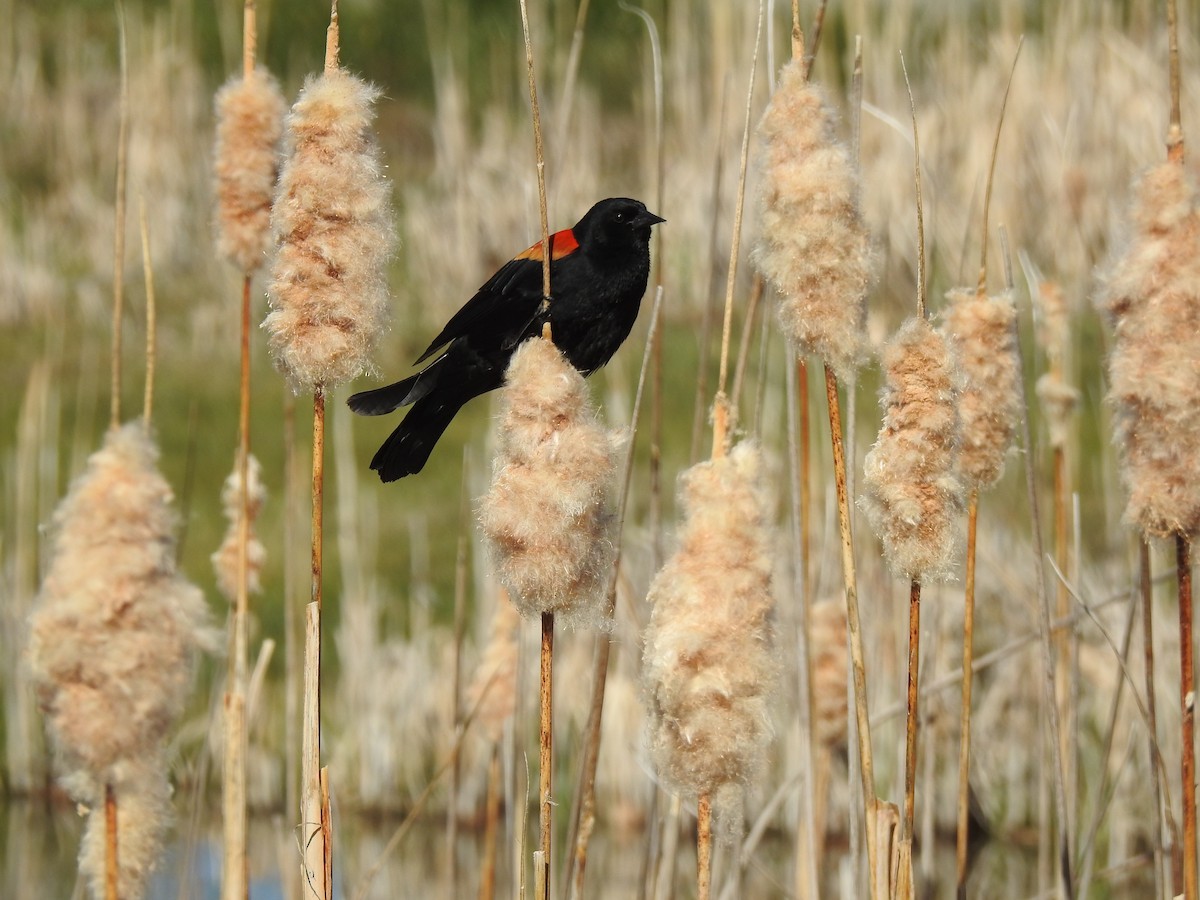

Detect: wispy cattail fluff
[754, 58, 873, 381]
[941, 289, 1020, 489]
[264, 69, 395, 391]
[809, 599, 849, 751]
[27, 423, 214, 897]
[213, 68, 286, 273]
[1098, 162, 1200, 538]
[478, 337, 622, 630]
[1035, 281, 1079, 449]
[861, 318, 966, 581]
[70, 758, 173, 900]
[466, 592, 520, 743]
[641, 442, 777, 827]
[211, 452, 267, 600]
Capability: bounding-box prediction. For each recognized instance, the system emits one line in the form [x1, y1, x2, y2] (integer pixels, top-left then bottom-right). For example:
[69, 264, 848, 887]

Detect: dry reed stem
[824, 363, 880, 897]
[480, 744, 501, 900]
[955, 490, 978, 899]
[1141, 540, 1168, 899]
[137, 199, 156, 425]
[564, 288, 664, 900]
[1013, 267, 1075, 900]
[1179, 534, 1197, 900]
[301, 601, 324, 899]
[539, 612, 553, 897]
[110, 3, 128, 430]
[715, 0, 763, 417]
[105, 783, 118, 900]
[697, 793, 713, 900]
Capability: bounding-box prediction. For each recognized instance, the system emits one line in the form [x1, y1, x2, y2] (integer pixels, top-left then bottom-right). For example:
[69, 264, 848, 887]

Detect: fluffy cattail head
[27, 423, 216, 781]
[213, 68, 286, 273]
[941, 288, 1020, 490]
[1098, 162, 1200, 537]
[71, 757, 173, 900]
[264, 69, 395, 391]
[808, 599, 849, 751]
[211, 452, 267, 601]
[861, 318, 966, 582]
[1035, 281, 1079, 450]
[641, 442, 777, 830]
[478, 337, 623, 630]
[754, 58, 873, 381]
[466, 591, 520, 743]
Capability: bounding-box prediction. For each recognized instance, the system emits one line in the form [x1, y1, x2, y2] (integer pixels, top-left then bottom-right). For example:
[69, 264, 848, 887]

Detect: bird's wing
[413, 229, 580, 364]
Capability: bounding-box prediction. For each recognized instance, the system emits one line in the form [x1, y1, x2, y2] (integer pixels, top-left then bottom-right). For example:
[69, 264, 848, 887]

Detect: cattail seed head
[72, 757, 173, 900]
[941, 288, 1020, 490]
[861, 318, 966, 582]
[27, 423, 216, 781]
[466, 591, 520, 743]
[213, 68, 286, 273]
[808, 599, 849, 751]
[264, 69, 395, 392]
[478, 337, 623, 630]
[754, 58, 873, 381]
[1098, 161, 1200, 538]
[641, 442, 777, 827]
[211, 452, 267, 601]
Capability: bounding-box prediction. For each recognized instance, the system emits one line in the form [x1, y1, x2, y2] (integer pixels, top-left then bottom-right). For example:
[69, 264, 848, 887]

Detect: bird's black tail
[368, 394, 465, 482]
[347, 364, 440, 417]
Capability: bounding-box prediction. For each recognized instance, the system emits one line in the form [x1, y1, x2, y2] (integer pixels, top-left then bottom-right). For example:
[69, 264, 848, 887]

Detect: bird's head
[575, 197, 665, 255]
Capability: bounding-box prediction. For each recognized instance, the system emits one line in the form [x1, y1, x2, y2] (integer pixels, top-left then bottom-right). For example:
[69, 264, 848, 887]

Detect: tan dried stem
[106, 783, 118, 900]
[955, 490, 978, 897]
[242, 0, 256, 79]
[714, 0, 763, 432]
[1168, 0, 1183, 162]
[324, 0, 339, 74]
[138, 199, 156, 426]
[976, 39, 1023, 296]
[517, 7, 553, 889]
[110, 2, 129, 430]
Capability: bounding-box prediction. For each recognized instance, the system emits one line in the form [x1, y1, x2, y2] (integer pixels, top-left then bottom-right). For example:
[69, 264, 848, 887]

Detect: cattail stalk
[754, 21, 879, 895]
[1140, 541, 1169, 898]
[110, 3, 128, 430]
[212, 24, 285, 894]
[264, 3, 395, 892]
[564, 288, 663, 900]
[940, 45, 1023, 894]
[1097, 6, 1198, 889]
[515, 1, 555, 889]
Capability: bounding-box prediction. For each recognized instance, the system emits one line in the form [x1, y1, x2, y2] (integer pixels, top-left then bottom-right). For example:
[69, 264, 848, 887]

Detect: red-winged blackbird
[348, 197, 665, 481]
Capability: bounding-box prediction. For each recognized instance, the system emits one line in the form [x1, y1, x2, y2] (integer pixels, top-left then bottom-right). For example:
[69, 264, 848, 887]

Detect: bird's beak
[634, 210, 666, 228]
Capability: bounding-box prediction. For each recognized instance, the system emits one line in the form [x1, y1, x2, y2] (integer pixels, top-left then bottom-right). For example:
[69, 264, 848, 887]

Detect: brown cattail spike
[941, 288, 1020, 490]
[1099, 162, 1200, 538]
[265, 68, 395, 392]
[214, 68, 286, 274]
[212, 452, 267, 601]
[754, 58, 873, 381]
[479, 337, 622, 631]
[28, 423, 215, 898]
[861, 318, 966, 582]
[642, 442, 777, 833]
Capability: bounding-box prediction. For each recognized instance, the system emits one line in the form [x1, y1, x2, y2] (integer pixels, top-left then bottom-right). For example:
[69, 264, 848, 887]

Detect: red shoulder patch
[514, 228, 580, 263]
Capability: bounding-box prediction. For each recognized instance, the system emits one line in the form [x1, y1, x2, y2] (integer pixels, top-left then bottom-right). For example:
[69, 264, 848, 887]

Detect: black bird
[348, 197, 665, 481]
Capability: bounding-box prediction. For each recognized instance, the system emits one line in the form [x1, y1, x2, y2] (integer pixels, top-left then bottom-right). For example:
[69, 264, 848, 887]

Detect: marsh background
[2, 0, 1196, 896]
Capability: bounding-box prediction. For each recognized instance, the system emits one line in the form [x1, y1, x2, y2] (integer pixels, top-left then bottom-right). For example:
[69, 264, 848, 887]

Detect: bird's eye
[614, 210, 626, 221]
